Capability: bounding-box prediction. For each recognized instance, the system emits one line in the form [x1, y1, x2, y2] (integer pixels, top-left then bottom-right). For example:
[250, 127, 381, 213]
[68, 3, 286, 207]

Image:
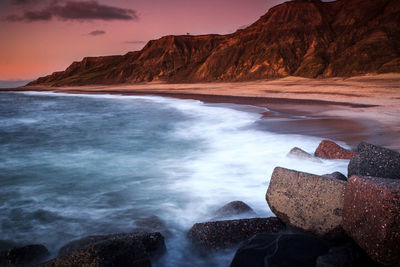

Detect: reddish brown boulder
[342, 175, 400, 266]
[187, 217, 285, 250]
[314, 140, 356, 159]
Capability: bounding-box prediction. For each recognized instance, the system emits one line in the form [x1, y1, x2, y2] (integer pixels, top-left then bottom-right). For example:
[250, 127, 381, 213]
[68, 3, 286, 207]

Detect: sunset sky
[0, 0, 292, 83]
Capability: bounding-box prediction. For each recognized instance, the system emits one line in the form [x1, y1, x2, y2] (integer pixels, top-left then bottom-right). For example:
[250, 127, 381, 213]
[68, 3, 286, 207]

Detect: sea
[0, 91, 350, 266]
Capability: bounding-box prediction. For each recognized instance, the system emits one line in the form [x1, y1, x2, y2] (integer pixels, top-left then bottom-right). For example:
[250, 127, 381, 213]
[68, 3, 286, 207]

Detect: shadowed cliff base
[27, 0, 400, 86]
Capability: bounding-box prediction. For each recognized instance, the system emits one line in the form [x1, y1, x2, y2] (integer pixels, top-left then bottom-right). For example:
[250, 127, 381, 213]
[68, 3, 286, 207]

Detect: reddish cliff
[28, 0, 400, 86]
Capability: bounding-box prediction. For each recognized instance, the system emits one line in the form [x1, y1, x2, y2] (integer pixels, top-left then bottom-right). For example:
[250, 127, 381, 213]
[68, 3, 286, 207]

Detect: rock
[316, 243, 380, 267]
[287, 147, 322, 162]
[342, 175, 400, 266]
[0, 244, 49, 267]
[41, 232, 165, 267]
[348, 142, 400, 179]
[213, 201, 255, 218]
[134, 215, 171, 237]
[266, 167, 347, 236]
[230, 233, 330, 267]
[0, 240, 20, 252]
[187, 217, 285, 250]
[28, 0, 400, 86]
[322, 171, 347, 181]
[314, 140, 356, 160]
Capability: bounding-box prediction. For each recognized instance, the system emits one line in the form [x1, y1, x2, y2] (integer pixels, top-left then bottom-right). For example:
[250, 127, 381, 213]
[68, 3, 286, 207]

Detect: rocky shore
[1, 140, 399, 266]
[190, 141, 400, 266]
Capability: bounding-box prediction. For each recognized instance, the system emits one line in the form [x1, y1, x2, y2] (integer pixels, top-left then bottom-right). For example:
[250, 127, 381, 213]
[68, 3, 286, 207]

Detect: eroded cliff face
[28, 0, 400, 86]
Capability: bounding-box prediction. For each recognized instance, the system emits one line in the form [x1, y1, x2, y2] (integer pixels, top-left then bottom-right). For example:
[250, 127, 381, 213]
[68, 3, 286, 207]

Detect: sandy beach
[5, 73, 400, 150]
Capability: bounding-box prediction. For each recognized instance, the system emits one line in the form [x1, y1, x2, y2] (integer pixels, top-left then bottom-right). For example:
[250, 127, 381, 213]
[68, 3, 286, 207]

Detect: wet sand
[3, 73, 400, 150]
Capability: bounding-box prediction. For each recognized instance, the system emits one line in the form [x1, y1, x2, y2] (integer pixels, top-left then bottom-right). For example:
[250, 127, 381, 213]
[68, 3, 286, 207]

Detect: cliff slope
[28, 0, 400, 86]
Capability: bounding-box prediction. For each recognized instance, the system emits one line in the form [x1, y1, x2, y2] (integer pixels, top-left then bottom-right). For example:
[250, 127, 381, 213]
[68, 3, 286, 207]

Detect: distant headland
[27, 0, 400, 86]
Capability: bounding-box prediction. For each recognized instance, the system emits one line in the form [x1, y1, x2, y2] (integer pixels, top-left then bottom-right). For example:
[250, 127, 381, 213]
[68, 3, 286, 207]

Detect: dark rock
[287, 147, 322, 162]
[0, 244, 49, 267]
[348, 142, 400, 179]
[0, 240, 20, 252]
[41, 232, 165, 267]
[230, 233, 330, 267]
[187, 217, 285, 250]
[266, 167, 347, 236]
[322, 171, 347, 181]
[316, 243, 381, 267]
[315, 140, 356, 160]
[134, 215, 171, 237]
[213, 201, 255, 218]
[342, 175, 400, 266]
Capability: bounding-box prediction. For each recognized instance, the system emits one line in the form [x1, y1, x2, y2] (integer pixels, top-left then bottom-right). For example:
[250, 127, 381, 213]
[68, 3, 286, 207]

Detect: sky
[0, 0, 288, 82]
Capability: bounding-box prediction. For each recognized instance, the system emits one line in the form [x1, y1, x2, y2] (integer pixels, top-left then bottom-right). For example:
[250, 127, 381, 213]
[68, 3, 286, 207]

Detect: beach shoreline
[1, 75, 399, 267]
[2, 73, 400, 150]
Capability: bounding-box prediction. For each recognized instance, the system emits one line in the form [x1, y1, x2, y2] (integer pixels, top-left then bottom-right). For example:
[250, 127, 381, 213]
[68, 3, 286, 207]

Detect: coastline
[3, 73, 400, 150]
[1, 75, 400, 266]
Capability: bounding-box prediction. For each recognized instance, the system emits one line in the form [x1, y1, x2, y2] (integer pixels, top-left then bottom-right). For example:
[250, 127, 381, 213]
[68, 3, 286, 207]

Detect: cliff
[28, 0, 400, 86]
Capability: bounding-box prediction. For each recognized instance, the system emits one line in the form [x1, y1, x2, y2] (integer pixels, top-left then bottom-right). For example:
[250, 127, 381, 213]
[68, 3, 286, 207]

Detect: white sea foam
[12, 90, 350, 222]
[151, 98, 348, 227]
[5, 91, 351, 266]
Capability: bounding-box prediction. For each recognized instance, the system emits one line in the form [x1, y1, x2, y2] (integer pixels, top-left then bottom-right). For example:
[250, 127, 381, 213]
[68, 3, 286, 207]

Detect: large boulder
[230, 233, 330, 267]
[187, 217, 285, 250]
[348, 142, 400, 179]
[287, 147, 322, 163]
[266, 167, 347, 236]
[342, 175, 400, 266]
[40, 232, 165, 267]
[0, 244, 49, 267]
[315, 140, 356, 160]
